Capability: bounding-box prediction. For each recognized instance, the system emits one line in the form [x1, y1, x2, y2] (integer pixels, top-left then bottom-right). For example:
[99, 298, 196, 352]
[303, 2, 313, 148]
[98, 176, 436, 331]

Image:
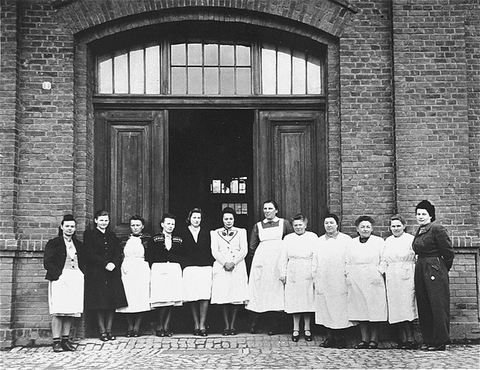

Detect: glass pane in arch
[262, 45, 276, 94]
[307, 55, 321, 94]
[98, 55, 113, 94]
[145, 45, 160, 94]
[292, 50, 306, 94]
[277, 46, 292, 95]
[130, 49, 144, 94]
[114, 53, 128, 93]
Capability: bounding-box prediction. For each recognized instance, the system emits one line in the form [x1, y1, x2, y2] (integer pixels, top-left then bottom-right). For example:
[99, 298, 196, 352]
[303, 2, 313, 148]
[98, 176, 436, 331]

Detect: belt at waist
[417, 254, 442, 259]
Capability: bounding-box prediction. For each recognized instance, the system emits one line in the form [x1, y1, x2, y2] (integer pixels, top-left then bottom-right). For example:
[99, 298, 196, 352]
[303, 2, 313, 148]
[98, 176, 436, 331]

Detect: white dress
[382, 232, 418, 323]
[278, 231, 317, 313]
[315, 232, 356, 329]
[210, 227, 249, 304]
[246, 219, 286, 312]
[345, 235, 387, 322]
[116, 236, 151, 313]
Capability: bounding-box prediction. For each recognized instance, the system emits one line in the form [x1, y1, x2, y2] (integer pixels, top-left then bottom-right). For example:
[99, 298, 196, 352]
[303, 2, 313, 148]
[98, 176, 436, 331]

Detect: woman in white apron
[116, 215, 152, 337]
[246, 200, 292, 335]
[44, 214, 85, 352]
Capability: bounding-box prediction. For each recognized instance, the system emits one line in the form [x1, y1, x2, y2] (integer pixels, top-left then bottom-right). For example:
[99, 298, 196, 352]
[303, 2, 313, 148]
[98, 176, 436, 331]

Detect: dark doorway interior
[169, 109, 254, 232]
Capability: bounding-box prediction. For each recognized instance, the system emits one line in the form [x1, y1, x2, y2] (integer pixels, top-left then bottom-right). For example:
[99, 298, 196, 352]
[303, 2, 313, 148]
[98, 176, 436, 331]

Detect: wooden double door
[94, 109, 326, 237]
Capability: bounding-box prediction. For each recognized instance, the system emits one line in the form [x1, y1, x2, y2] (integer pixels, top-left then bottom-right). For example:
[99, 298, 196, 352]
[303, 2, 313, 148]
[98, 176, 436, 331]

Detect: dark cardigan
[145, 233, 186, 269]
[44, 235, 85, 281]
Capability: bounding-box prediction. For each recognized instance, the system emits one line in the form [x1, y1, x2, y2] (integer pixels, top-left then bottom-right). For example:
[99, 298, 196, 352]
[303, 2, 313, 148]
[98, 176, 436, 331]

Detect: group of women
[43, 199, 454, 352]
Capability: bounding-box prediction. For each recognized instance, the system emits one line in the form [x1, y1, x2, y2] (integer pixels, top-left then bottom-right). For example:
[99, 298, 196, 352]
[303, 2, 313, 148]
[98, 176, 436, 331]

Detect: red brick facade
[1, 0, 478, 347]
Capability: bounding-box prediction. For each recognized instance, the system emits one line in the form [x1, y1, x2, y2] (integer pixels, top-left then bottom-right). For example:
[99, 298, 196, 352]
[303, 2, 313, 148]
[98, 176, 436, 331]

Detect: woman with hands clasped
[279, 214, 317, 342]
[382, 214, 417, 349]
[84, 210, 128, 342]
[116, 215, 152, 337]
[210, 207, 249, 335]
[345, 215, 387, 349]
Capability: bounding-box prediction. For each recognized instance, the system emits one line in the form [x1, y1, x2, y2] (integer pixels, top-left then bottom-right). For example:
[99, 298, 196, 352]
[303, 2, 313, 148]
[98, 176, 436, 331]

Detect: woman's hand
[105, 262, 115, 271]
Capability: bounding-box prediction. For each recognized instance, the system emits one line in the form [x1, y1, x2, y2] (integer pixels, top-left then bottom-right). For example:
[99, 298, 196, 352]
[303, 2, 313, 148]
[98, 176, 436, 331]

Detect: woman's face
[324, 217, 338, 236]
[356, 221, 373, 238]
[263, 202, 278, 220]
[161, 217, 176, 234]
[292, 219, 307, 235]
[390, 219, 405, 237]
[190, 212, 202, 228]
[223, 213, 235, 229]
[95, 215, 109, 231]
[130, 219, 144, 235]
[61, 220, 76, 237]
[416, 209, 432, 226]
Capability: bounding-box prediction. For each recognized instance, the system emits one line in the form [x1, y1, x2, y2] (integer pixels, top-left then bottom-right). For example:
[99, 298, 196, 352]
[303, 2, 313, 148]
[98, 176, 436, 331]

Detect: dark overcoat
[179, 227, 214, 268]
[84, 228, 128, 310]
[44, 235, 85, 281]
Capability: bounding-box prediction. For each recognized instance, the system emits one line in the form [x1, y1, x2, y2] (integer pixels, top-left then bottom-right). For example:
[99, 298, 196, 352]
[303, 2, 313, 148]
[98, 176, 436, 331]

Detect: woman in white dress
[315, 213, 355, 348]
[382, 214, 417, 349]
[43, 214, 85, 352]
[145, 213, 185, 337]
[210, 207, 248, 335]
[279, 214, 317, 342]
[116, 215, 152, 337]
[346, 215, 387, 349]
[247, 200, 292, 335]
[180, 208, 214, 336]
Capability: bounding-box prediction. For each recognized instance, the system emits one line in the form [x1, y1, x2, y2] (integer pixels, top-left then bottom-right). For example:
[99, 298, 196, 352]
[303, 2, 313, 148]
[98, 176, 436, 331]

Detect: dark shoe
[420, 343, 430, 351]
[223, 329, 229, 336]
[368, 341, 378, 349]
[268, 328, 281, 336]
[292, 330, 300, 342]
[164, 330, 173, 337]
[400, 341, 417, 350]
[200, 329, 208, 337]
[52, 342, 63, 352]
[428, 344, 446, 351]
[320, 337, 336, 348]
[336, 336, 346, 349]
[126, 330, 132, 338]
[106, 332, 116, 341]
[132, 331, 139, 337]
[193, 329, 201, 336]
[229, 329, 237, 336]
[304, 330, 312, 342]
[155, 329, 165, 337]
[354, 341, 368, 349]
[249, 324, 257, 334]
[99, 333, 109, 341]
[61, 340, 76, 351]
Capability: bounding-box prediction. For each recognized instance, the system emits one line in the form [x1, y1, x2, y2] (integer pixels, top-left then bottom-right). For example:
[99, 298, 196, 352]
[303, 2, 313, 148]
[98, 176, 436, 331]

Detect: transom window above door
[97, 40, 324, 96]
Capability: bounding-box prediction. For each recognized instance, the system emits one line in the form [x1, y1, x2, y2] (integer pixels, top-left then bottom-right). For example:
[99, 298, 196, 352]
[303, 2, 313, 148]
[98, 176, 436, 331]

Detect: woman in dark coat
[180, 208, 214, 336]
[413, 200, 454, 351]
[146, 213, 186, 337]
[44, 214, 85, 352]
[84, 210, 127, 341]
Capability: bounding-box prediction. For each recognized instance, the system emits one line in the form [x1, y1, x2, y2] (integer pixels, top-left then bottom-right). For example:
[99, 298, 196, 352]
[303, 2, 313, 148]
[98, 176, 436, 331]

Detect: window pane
[220, 67, 235, 94]
[145, 45, 160, 94]
[236, 68, 251, 94]
[236, 45, 250, 66]
[188, 43, 202, 66]
[129, 49, 144, 94]
[220, 45, 234, 66]
[307, 55, 321, 94]
[262, 45, 276, 94]
[171, 43, 186, 65]
[171, 67, 186, 94]
[204, 67, 219, 94]
[114, 53, 128, 93]
[277, 47, 291, 94]
[188, 67, 202, 94]
[204, 44, 218, 66]
[292, 50, 306, 94]
[98, 56, 112, 93]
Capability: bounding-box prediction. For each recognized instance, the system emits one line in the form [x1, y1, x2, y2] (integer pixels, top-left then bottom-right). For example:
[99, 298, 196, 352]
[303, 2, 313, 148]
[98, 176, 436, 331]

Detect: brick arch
[53, 0, 357, 38]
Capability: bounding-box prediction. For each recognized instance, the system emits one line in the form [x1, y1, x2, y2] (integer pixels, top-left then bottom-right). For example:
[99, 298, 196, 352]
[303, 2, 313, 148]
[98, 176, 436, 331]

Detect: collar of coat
[417, 221, 434, 236]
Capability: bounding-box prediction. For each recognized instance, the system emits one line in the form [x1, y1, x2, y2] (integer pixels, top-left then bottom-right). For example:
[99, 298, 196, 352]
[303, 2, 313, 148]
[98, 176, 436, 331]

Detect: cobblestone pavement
[2, 334, 479, 369]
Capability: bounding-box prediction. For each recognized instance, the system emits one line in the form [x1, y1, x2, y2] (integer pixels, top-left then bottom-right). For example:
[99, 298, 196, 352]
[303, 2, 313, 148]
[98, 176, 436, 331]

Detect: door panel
[94, 110, 167, 237]
[256, 110, 326, 234]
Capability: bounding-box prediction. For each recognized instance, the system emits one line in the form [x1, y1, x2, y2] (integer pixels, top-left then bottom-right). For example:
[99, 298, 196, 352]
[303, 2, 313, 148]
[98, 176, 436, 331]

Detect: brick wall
[0, 0, 478, 347]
